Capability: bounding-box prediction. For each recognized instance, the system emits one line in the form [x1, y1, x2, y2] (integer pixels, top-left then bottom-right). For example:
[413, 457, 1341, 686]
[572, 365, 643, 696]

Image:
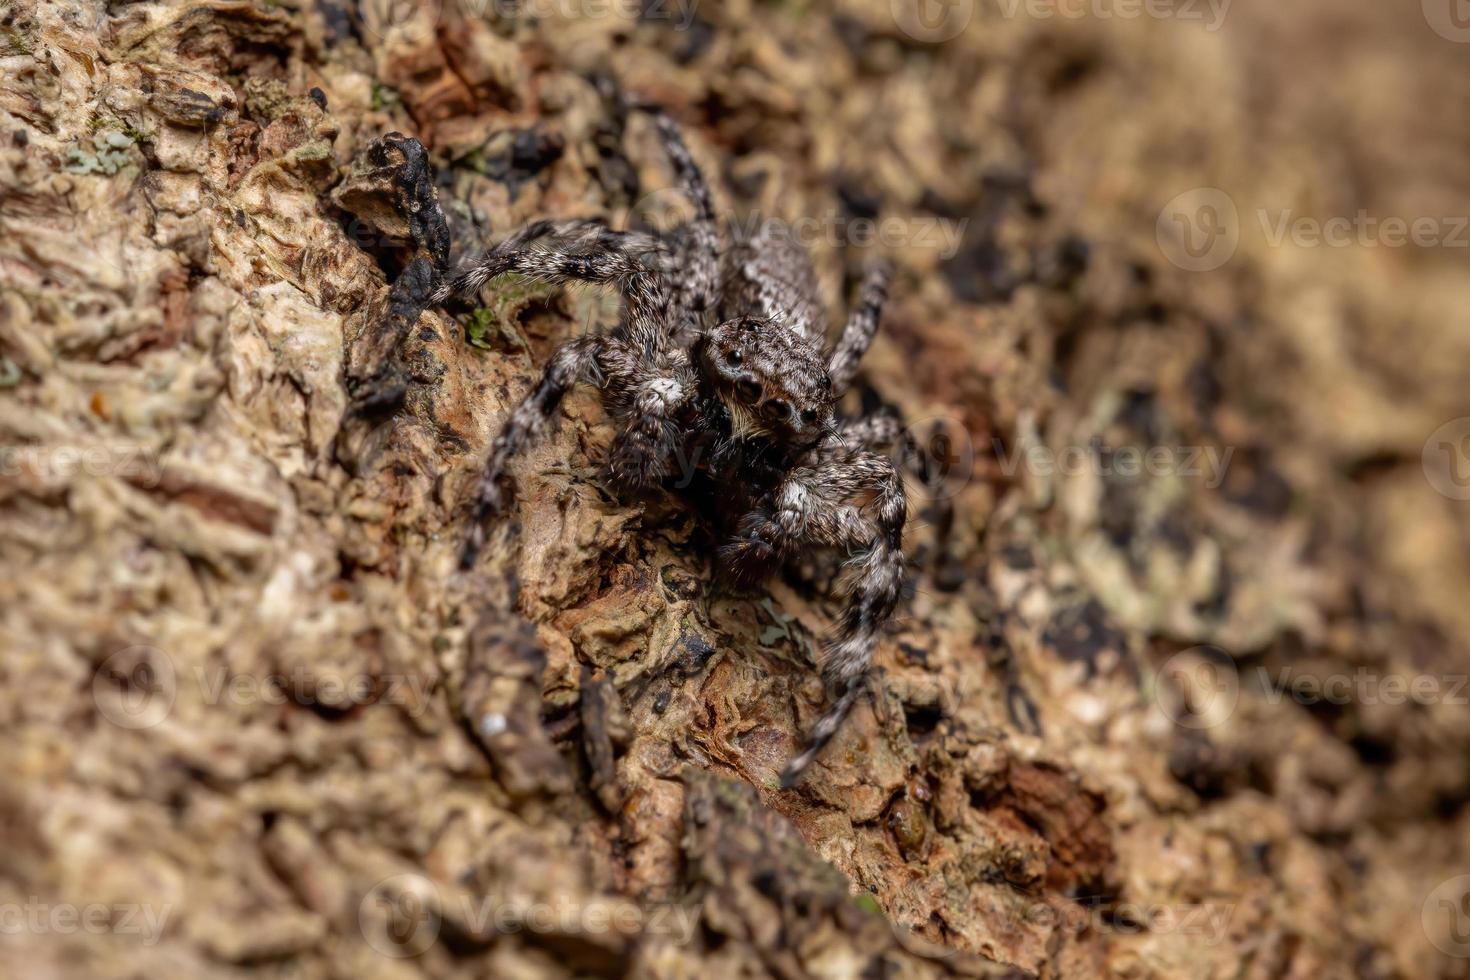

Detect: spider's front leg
[722, 443, 908, 786]
[434, 219, 677, 357]
[444, 220, 687, 565]
[597, 343, 696, 496]
[459, 334, 692, 566]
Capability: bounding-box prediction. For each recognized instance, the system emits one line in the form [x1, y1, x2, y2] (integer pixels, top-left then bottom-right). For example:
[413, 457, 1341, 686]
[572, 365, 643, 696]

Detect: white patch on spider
[638, 377, 684, 411]
[779, 481, 810, 512]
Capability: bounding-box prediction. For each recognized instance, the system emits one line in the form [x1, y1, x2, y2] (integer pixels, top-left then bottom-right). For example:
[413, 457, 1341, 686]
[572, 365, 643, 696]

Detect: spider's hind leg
[827, 260, 893, 396]
[779, 449, 906, 787]
[596, 78, 720, 333]
[840, 407, 959, 565]
[645, 110, 720, 321]
[719, 443, 909, 787]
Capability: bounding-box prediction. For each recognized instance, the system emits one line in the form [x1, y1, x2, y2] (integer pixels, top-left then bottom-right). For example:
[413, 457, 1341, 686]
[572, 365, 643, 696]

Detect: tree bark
[3, 2, 1468, 978]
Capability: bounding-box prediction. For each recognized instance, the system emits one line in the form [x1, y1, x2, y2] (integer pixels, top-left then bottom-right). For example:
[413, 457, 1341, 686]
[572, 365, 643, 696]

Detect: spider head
[700, 316, 834, 446]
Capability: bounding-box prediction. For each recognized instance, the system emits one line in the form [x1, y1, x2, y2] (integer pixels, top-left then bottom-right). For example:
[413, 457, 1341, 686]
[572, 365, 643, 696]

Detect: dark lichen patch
[1041, 598, 1130, 681]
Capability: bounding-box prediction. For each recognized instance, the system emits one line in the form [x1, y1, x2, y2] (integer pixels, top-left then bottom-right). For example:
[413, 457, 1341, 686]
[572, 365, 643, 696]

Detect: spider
[432, 105, 908, 787]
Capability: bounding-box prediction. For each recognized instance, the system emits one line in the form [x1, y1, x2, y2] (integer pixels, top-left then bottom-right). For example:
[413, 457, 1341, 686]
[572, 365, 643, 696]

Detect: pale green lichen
[290, 140, 332, 162]
[242, 77, 292, 121]
[370, 82, 400, 111]
[1, 25, 30, 56]
[457, 277, 564, 354]
[463, 308, 497, 350]
[63, 131, 137, 176]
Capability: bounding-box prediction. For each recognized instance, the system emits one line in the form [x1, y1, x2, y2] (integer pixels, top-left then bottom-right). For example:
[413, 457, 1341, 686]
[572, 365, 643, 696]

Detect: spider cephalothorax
[427, 102, 907, 786]
[697, 316, 835, 446]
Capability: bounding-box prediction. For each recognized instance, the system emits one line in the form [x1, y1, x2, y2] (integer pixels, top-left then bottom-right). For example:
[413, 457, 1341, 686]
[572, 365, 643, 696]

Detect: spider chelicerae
[432, 104, 909, 787]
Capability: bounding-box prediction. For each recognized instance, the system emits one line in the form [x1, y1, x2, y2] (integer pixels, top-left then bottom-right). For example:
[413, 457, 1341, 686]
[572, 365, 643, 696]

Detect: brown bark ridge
[3, 1, 1469, 978]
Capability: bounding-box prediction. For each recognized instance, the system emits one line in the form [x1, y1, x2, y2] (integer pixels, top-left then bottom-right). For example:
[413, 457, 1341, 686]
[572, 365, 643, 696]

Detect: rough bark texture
[3, 1, 1470, 978]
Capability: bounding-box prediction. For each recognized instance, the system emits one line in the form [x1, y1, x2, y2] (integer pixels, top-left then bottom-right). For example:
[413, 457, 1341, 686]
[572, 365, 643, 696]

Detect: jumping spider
[432, 106, 907, 786]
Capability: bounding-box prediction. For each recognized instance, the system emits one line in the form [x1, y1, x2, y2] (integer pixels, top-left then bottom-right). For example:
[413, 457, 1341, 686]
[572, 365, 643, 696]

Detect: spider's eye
[741, 319, 760, 332]
[735, 380, 762, 402]
[724, 350, 742, 367]
[800, 408, 819, 425]
[764, 398, 791, 421]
